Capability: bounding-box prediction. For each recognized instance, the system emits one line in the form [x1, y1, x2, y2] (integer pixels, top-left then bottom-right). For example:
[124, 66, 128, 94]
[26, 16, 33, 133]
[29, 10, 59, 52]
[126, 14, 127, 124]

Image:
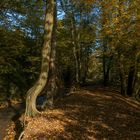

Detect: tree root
[18, 131, 24, 140]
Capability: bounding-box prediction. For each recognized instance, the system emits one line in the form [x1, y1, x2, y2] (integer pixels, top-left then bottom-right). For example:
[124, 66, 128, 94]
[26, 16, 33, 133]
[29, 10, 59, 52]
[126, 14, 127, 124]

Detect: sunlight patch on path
[21, 88, 140, 139]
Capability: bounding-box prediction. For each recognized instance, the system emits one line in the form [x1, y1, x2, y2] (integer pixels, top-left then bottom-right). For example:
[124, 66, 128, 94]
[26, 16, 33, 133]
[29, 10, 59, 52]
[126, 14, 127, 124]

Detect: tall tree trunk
[6, 77, 12, 107]
[134, 52, 140, 98]
[60, 0, 80, 83]
[127, 66, 135, 96]
[82, 57, 88, 84]
[127, 51, 139, 97]
[71, 15, 80, 83]
[103, 52, 106, 86]
[118, 53, 127, 95]
[73, 44, 79, 83]
[77, 33, 81, 82]
[104, 56, 112, 86]
[102, 39, 109, 86]
[43, 0, 57, 109]
[25, 0, 55, 117]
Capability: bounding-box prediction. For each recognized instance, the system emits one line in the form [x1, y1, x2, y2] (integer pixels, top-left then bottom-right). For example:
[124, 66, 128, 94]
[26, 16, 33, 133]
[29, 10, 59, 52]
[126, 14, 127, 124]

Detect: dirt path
[0, 103, 24, 140]
[0, 107, 15, 139]
[22, 88, 140, 140]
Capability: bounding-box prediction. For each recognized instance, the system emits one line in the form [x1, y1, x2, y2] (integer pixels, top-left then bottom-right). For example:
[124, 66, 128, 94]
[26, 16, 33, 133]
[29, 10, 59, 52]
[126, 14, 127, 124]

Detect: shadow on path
[23, 88, 140, 139]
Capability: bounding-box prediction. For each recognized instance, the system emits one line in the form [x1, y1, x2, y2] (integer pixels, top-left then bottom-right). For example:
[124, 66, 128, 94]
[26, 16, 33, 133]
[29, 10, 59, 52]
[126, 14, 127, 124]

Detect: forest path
[0, 103, 24, 140]
[23, 87, 140, 140]
[0, 107, 15, 140]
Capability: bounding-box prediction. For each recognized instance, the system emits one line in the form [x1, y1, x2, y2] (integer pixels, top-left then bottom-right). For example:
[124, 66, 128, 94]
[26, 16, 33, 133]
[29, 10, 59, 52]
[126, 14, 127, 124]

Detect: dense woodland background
[0, 0, 140, 106]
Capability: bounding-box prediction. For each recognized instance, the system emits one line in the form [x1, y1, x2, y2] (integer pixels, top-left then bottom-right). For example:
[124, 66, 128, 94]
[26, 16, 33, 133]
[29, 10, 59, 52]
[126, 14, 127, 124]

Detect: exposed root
[18, 131, 24, 140]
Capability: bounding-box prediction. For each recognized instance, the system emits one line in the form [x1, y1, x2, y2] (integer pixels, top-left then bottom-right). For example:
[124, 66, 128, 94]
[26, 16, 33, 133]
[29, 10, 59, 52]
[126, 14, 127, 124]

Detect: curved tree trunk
[25, 0, 55, 117]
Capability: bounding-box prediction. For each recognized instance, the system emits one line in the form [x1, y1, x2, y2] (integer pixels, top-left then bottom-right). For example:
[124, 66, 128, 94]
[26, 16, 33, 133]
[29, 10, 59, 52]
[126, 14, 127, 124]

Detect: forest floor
[2, 87, 140, 140]
[0, 107, 15, 140]
[0, 103, 24, 140]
